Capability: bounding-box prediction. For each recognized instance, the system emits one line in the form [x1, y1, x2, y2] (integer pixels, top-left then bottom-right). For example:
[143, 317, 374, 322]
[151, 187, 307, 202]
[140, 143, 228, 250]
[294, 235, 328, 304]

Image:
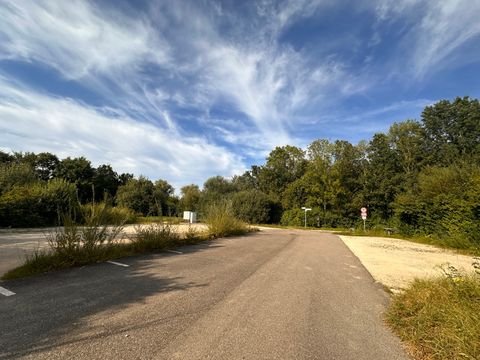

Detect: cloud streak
[0, 76, 245, 189]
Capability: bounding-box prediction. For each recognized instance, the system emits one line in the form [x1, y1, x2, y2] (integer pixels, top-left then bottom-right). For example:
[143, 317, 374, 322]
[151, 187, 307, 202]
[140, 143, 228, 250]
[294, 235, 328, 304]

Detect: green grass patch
[386, 270, 480, 360]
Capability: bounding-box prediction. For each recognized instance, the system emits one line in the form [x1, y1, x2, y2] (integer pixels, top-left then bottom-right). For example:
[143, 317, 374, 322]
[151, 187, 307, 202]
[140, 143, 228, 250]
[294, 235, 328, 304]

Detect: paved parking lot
[0, 229, 409, 360]
[0, 229, 52, 276]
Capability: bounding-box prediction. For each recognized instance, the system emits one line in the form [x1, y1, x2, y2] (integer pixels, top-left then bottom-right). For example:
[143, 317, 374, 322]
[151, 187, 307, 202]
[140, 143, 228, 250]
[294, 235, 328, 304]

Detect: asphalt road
[0, 229, 51, 276]
[0, 229, 409, 359]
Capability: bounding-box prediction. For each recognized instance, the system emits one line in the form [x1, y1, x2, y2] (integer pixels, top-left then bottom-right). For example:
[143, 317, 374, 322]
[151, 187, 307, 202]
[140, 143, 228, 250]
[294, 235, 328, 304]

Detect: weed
[204, 200, 248, 238]
[130, 222, 180, 252]
[387, 261, 480, 360]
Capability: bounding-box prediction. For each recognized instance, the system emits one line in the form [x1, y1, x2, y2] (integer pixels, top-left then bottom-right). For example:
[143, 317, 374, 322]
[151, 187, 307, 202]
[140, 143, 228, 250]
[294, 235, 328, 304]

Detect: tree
[394, 163, 480, 248]
[364, 134, 402, 221]
[0, 150, 14, 164]
[388, 120, 424, 184]
[34, 152, 60, 181]
[179, 184, 201, 212]
[200, 176, 237, 210]
[119, 173, 134, 186]
[257, 145, 306, 199]
[115, 177, 155, 216]
[55, 157, 95, 203]
[231, 190, 272, 224]
[153, 179, 176, 216]
[421, 96, 480, 165]
[331, 140, 365, 220]
[93, 165, 120, 201]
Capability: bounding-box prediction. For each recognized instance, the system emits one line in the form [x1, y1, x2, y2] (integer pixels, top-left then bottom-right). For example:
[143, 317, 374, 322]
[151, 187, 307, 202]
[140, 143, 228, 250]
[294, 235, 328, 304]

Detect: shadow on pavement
[0, 242, 220, 359]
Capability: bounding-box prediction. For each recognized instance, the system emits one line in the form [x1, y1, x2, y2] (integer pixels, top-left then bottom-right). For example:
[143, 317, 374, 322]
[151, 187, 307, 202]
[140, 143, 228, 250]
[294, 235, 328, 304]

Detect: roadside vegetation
[1, 201, 250, 280]
[204, 200, 250, 238]
[387, 260, 480, 360]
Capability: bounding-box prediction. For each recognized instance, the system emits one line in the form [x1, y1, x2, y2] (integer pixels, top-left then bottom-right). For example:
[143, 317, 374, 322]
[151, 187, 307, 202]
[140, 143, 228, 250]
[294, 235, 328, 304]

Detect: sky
[1, 0, 479, 190]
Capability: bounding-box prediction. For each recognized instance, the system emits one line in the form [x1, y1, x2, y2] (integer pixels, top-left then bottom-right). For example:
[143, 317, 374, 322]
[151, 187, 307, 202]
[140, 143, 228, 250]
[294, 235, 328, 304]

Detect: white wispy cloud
[373, 0, 480, 79]
[0, 76, 246, 189]
[0, 0, 169, 79]
[411, 1, 480, 78]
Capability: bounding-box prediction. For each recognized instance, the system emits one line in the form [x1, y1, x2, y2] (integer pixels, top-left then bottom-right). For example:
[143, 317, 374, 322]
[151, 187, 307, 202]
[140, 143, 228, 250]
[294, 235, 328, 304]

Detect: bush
[387, 272, 480, 360]
[47, 206, 125, 264]
[0, 179, 77, 227]
[394, 164, 480, 249]
[204, 200, 248, 237]
[81, 202, 136, 225]
[231, 190, 272, 224]
[0, 162, 37, 195]
[130, 223, 180, 252]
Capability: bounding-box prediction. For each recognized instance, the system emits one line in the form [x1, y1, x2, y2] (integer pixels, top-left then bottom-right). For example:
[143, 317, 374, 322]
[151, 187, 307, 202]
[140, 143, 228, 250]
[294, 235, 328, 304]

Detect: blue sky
[1, 0, 479, 190]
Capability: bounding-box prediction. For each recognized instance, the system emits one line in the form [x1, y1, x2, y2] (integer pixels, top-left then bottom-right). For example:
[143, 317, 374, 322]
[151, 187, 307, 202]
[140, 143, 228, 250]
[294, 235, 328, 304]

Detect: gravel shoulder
[339, 235, 476, 292]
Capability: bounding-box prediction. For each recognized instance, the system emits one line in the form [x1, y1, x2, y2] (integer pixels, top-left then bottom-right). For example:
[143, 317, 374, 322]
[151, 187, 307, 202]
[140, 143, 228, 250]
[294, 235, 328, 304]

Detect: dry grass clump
[387, 261, 480, 360]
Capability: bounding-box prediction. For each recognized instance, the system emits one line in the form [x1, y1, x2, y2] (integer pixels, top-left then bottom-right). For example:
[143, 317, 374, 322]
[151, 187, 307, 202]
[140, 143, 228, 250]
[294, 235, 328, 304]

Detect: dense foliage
[2, 96, 479, 249]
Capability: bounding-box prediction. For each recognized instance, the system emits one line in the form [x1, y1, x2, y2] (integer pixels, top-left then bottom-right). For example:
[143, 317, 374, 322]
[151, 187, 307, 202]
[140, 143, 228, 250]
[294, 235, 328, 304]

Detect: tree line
[1, 96, 479, 248]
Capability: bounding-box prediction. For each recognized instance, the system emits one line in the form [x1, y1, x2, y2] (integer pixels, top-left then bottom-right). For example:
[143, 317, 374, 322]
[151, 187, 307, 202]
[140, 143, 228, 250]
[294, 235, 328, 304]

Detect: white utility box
[183, 211, 197, 224]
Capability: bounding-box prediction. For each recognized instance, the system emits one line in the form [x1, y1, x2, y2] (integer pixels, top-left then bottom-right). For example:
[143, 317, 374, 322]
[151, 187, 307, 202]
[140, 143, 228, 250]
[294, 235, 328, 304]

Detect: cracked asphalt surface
[0, 229, 409, 359]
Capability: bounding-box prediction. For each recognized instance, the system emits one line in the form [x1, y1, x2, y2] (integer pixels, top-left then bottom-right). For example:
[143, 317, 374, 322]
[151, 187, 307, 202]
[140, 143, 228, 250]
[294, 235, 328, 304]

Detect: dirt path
[339, 235, 476, 292]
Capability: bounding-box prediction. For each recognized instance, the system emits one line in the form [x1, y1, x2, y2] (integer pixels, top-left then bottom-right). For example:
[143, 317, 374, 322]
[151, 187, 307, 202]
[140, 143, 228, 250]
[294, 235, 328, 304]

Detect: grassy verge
[204, 200, 250, 238]
[2, 203, 253, 280]
[386, 262, 480, 360]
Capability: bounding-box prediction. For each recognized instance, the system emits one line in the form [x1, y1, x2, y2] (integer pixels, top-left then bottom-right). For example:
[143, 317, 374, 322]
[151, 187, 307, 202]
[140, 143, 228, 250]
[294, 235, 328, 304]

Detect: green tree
[93, 164, 120, 201]
[34, 152, 60, 181]
[115, 177, 155, 216]
[231, 190, 272, 224]
[388, 120, 424, 185]
[153, 179, 176, 216]
[179, 184, 201, 212]
[421, 96, 480, 165]
[0, 150, 14, 164]
[395, 163, 480, 248]
[55, 157, 95, 203]
[257, 145, 306, 200]
[331, 140, 365, 220]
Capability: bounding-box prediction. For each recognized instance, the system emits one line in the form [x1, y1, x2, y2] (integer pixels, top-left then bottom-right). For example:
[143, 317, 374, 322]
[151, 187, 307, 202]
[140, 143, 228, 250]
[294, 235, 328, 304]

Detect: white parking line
[106, 260, 129, 267]
[0, 286, 15, 297]
[166, 250, 183, 254]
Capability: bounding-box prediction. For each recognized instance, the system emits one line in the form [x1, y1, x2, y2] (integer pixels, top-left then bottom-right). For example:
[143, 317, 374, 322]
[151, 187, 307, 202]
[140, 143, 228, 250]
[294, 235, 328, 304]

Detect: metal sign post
[361, 207, 367, 231]
[301, 207, 312, 228]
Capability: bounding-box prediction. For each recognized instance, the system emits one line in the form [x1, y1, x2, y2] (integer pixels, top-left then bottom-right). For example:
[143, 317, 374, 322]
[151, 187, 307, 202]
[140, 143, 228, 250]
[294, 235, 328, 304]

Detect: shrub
[204, 200, 248, 237]
[130, 223, 180, 252]
[81, 202, 136, 225]
[0, 162, 37, 195]
[47, 206, 125, 264]
[182, 225, 204, 244]
[0, 179, 77, 227]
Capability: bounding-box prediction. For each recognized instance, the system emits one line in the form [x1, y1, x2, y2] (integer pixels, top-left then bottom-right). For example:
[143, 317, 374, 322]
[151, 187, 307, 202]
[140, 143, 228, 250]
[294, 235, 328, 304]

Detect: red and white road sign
[361, 207, 367, 220]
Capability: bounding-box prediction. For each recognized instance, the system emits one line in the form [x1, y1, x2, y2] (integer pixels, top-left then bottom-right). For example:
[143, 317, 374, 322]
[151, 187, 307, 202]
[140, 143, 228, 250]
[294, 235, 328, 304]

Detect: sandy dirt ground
[339, 235, 477, 292]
